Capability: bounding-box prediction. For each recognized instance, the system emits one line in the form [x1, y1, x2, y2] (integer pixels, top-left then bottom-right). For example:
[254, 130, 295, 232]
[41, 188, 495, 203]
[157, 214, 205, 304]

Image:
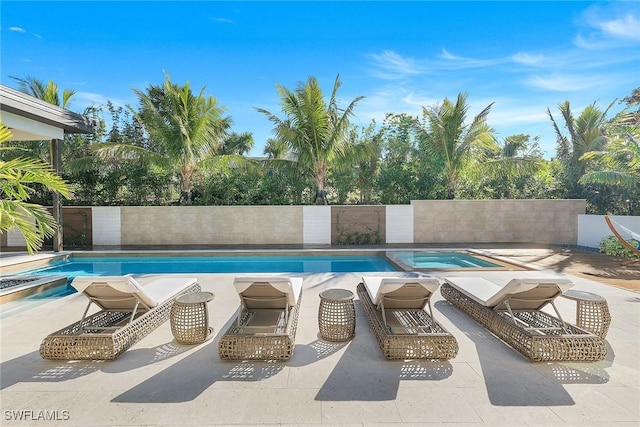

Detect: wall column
[51, 138, 63, 252]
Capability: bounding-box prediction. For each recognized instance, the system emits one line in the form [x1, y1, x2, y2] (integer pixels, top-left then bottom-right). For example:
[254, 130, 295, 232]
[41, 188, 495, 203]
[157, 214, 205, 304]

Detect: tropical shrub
[598, 235, 639, 258]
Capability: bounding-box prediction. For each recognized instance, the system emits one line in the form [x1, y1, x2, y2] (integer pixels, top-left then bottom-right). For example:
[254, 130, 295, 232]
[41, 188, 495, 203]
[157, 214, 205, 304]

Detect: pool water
[386, 251, 501, 269]
[12, 254, 396, 278]
[1, 251, 505, 309]
[0, 254, 395, 313]
[0, 283, 76, 318]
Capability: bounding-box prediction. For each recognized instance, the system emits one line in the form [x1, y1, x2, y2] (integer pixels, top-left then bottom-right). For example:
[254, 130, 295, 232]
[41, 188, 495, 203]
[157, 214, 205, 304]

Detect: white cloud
[525, 74, 607, 92]
[437, 49, 506, 68]
[511, 52, 546, 66]
[355, 86, 422, 125]
[439, 49, 461, 61]
[402, 92, 439, 109]
[74, 91, 129, 109]
[599, 12, 640, 40]
[366, 50, 424, 80]
[9, 26, 26, 33]
[576, 3, 640, 48]
[212, 17, 234, 24]
[489, 104, 549, 127]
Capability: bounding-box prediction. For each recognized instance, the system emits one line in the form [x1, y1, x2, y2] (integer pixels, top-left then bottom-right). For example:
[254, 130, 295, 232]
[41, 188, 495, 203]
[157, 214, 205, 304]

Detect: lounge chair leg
[503, 301, 537, 331]
[549, 301, 571, 334]
[426, 300, 434, 319]
[424, 301, 436, 333]
[504, 301, 518, 325]
[379, 301, 390, 332]
[77, 301, 96, 333]
[128, 301, 140, 324]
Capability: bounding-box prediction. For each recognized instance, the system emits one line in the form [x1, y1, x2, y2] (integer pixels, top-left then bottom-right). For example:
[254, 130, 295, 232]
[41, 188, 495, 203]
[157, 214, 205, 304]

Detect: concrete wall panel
[92, 207, 121, 246]
[120, 206, 303, 246]
[303, 206, 331, 245]
[412, 199, 585, 244]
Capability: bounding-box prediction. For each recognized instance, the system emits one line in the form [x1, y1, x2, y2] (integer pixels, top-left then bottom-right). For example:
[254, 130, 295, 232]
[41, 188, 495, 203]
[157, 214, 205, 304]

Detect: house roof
[0, 84, 93, 140]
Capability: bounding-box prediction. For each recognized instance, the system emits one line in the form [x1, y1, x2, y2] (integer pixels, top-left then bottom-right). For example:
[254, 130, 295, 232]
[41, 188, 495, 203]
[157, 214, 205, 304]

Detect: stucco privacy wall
[578, 214, 640, 248]
[5, 226, 27, 247]
[92, 206, 121, 246]
[412, 199, 586, 244]
[1, 199, 590, 250]
[120, 206, 304, 246]
[386, 204, 414, 244]
[303, 206, 331, 245]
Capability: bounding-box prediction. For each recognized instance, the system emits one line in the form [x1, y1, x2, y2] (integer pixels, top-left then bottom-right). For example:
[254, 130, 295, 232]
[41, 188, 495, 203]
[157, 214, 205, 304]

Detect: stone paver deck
[0, 246, 638, 426]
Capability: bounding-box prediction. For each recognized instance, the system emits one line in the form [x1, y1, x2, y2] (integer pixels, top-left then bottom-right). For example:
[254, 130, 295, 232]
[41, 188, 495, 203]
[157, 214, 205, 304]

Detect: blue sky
[2, 1, 639, 158]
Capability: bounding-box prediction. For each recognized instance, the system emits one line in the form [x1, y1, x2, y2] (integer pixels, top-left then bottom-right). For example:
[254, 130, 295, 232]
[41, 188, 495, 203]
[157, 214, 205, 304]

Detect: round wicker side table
[318, 288, 356, 342]
[170, 291, 215, 344]
[561, 290, 611, 339]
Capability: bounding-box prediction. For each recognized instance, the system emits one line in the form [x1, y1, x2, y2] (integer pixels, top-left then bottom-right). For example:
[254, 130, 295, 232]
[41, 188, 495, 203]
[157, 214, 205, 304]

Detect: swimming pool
[385, 251, 511, 270]
[9, 254, 396, 277]
[1, 250, 520, 306]
[0, 253, 396, 311]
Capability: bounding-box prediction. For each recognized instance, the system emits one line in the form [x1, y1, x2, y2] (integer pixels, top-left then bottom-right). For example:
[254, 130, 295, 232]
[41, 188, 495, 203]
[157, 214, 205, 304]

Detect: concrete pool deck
[0, 245, 638, 426]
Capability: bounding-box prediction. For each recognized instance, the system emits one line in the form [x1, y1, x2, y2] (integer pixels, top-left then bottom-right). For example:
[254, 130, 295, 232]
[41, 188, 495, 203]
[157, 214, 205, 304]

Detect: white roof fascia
[2, 110, 64, 141]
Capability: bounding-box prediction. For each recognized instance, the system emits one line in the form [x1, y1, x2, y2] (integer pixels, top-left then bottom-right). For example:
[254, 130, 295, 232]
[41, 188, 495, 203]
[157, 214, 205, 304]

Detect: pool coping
[0, 247, 542, 277]
[0, 274, 69, 303]
[382, 248, 534, 272]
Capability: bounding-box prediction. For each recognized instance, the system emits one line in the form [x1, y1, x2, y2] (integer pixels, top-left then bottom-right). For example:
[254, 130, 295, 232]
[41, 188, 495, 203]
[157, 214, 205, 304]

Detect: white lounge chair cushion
[72, 275, 197, 308]
[362, 276, 440, 306]
[139, 277, 198, 306]
[233, 276, 303, 306]
[443, 276, 573, 308]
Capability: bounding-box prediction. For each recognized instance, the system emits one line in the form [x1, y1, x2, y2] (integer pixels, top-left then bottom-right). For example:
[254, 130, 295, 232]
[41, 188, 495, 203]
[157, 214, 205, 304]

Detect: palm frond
[0, 156, 72, 199]
[579, 170, 638, 187]
[0, 200, 56, 254]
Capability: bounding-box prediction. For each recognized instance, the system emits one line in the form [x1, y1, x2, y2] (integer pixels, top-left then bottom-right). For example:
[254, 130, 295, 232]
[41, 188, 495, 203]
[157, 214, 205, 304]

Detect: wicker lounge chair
[358, 276, 458, 360]
[441, 276, 607, 362]
[218, 276, 303, 361]
[40, 275, 200, 360]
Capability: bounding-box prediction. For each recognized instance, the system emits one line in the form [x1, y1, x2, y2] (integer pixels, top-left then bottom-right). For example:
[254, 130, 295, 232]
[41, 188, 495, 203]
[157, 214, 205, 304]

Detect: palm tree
[0, 124, 72, 254]
[616, 87, 639, 126]
[333, 122, 383, 204]
[263, 138, 291, 159]
[259, 138, 311, 205]
[483, 134, 543, 198]
[580, 89, 640, 189]
[96, 74, 231, 204]
[257, 75, 364, 204]
[579, 125, 639, 189]
[11, 75, 76, 108]
[219, 132, 254, 156]
[421, 92, 496, 199]
[547, 100, 614, 198]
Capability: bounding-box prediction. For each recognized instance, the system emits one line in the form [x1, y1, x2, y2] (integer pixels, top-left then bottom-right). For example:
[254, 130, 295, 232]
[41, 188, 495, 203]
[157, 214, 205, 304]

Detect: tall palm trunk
[314, 189, 327, 205]
[313, 164, 328, 204]
[179, 161, 196, 204]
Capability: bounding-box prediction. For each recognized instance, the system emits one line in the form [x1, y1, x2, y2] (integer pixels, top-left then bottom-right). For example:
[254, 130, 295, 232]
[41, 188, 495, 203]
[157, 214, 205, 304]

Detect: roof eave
[0, 84, 93, 135]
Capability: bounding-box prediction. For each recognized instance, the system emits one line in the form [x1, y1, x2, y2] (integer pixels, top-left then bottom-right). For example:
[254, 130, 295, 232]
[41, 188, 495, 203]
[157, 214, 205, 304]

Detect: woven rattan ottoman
[170, 291, 214, 344]
[318, 288, 356, 342]
[561, 290, 611, 339]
